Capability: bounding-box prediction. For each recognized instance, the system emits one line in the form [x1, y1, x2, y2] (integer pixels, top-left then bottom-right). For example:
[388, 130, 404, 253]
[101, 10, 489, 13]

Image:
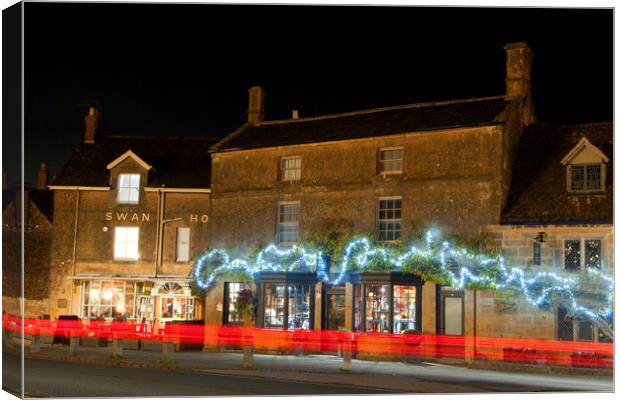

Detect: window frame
[377, 196, 402, 242]
[277, 201, 300, 245]
[114, 226, 140, 261]
[378, 147, 404, 175]
[279, 155, 302, 182]
[117, 173, 141, 204]
[562, 237, 603, 271]
[567, 163, 605, 194]
[176, 227, 191, 262]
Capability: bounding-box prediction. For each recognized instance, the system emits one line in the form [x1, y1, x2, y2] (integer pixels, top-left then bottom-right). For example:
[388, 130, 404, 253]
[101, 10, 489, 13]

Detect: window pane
[287, 283, 311, 330]
[115, 227, 139, 260]
[571, 165, 585, 192]
[586, 165, 601, 191]
[263, 283, 285, 328]
[225, 282, 245, 324]
[118, 174, 140, 203]
[377, 198, 402, 241]
[365, 284, 390, 333]
[393, 285, 417, 333]
[585, 240, 602, 269]
[564, 240, 581, 270]
[379, 148, 403, 173]
[578, 320, 593, 341]
[278, 203, 299, 243]
[281, 157, 301, 181]
[176, 227, 190, 262]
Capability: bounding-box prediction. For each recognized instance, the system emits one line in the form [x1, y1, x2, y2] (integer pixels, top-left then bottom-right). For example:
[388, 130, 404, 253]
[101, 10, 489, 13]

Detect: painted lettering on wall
[190, 214, 209, 223]
[104, 212, 206, 223]
[105, 212, 151, 222]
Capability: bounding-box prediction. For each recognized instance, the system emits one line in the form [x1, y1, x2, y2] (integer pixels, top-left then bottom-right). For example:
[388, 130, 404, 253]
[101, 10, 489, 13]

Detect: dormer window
[117, 174, 140, 204]
[569, 164, 602, 193]
[561, 136, 609, 194]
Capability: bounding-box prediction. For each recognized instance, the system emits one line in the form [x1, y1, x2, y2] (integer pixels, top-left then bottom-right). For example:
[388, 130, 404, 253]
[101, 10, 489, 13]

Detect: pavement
[3, 341, 614, 394]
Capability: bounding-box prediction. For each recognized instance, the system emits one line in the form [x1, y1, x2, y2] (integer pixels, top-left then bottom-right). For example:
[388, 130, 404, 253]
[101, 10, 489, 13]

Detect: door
[323, 287, 346, 331]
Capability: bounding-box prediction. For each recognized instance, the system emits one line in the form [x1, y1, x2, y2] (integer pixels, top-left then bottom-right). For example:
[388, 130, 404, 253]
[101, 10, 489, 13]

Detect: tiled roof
[501, 122, 613, 224]
[212, 97, 514, 152]
[53, 135, 220, 188]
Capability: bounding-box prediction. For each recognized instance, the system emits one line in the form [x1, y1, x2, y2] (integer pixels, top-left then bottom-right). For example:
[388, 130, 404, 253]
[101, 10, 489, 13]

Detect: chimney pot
[84, 105, 100, 143]
[504, 42, 536, 125]
[247, 86, 265, 124]
[292, 109, 299, 119]
[37, 161, 48, 190]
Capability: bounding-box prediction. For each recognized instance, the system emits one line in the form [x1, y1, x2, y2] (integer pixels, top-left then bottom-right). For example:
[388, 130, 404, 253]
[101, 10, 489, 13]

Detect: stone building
[202, 42, 613, 350]
[46, 107, 218, 331]
[2, 163, 54, 318]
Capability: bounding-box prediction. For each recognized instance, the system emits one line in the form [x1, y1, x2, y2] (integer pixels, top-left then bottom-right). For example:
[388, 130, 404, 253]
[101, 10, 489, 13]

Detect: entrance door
[438, 288, 464, 335]
[323, 288, 346, 331]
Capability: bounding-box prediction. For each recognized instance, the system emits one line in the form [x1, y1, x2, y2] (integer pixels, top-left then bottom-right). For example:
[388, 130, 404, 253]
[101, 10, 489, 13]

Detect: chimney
[292, 109, 299, 120]
[37, 161, 48, 190]
[504, 42, 536, 125]
[247, 86, 265, 124]
[84, 105, 100, 143]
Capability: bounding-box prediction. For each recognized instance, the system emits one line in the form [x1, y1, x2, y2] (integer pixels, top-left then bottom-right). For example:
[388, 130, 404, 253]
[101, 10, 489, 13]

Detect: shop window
[277, 202, 300, 244]
[81, 280, 139, 320]
[176, 227, 190, 262]
[352, 273, 423, 334]
[114, 227, 139, 260]
[564, 238, 602, 270]
[377, 198, 402, 241]
[224, 282, 245, 325]
[378, 147, 403, 174]
[280, 156, 301, 181]
[161, 297, 194, 320]
[117, 174, 140, 204]
[258, 273, 316, 330]
[263, 283, 286, 328]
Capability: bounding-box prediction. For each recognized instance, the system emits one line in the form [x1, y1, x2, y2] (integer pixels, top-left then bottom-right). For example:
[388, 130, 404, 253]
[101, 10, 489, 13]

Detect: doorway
[323, 287, 346, 331]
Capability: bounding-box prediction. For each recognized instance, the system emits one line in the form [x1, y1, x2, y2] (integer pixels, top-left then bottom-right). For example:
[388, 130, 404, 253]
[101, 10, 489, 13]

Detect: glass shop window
[263, 283, 286, 328]
[81, 280, 138, 320]
[224, 282, 245, 325]
[287, 283, 311, 330]
[364, 284, 390, 333]
[393, 285, 416, 333]
[161, 297, 194, 320]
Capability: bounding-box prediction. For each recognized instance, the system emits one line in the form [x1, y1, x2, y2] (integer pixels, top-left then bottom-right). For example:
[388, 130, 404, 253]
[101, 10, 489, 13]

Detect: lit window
[81, 280, 142, 320]
[277, 202, 299, 244]
[263, 283, 286, 328]
[379, 147, 403, 174]
[569, 164, 602, 193]
[564, 238, 602, 270]
[224, 282, 245, 325]
[176, 227, 190, 262]
[377, 198, 402, 241]
[280, 156, 301, 181]
[117, 174, 140, 203]
[114, 227, 139, 260]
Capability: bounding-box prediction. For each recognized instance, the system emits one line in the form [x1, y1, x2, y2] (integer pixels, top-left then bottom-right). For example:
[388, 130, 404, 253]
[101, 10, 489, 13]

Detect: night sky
[8, 3, 614, 187]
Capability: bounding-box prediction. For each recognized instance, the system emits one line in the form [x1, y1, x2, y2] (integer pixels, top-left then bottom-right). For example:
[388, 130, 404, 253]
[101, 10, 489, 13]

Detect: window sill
[114, 258, 139, 262]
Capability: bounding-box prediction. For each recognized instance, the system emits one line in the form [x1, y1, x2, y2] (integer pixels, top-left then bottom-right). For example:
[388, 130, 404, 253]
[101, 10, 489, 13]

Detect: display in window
[287, 283, 311, 330]
[393, 285, 416, 333]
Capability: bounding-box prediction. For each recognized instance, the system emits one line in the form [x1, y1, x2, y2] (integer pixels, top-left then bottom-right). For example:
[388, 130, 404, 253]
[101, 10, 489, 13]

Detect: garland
[193, 230, 613, 322]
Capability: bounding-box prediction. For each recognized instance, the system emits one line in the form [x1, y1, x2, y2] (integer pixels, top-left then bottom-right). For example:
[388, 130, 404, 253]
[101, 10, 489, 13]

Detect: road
[2, 352, 612, 397]
[3, 353, 388, 397]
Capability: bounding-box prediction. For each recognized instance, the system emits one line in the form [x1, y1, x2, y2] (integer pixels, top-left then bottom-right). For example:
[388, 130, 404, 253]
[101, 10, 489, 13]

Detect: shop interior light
[103, 290, 113, 301]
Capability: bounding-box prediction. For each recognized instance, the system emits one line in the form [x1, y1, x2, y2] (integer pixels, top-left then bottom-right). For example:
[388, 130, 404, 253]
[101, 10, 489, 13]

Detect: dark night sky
[8, 3, 614, 187]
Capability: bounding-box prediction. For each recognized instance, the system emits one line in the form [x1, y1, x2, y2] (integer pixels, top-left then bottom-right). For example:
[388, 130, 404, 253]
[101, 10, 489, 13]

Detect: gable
[560, 137, 609, 165]
[106, 149, 152, 170]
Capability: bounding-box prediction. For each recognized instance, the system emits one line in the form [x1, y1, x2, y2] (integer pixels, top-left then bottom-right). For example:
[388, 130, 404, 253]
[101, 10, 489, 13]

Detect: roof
[2, 188, 53, 222]
[501, 122, 613, 224]
[211, 96, 514, 152]
[53, 135, 220, 188]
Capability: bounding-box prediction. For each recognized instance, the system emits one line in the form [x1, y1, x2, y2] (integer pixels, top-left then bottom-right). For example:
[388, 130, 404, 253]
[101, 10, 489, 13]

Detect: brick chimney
[84, 105, 100, 143]
[247, 86, 265, 124]
[504, 42, 536, 125]
[37, 161, 47, 190]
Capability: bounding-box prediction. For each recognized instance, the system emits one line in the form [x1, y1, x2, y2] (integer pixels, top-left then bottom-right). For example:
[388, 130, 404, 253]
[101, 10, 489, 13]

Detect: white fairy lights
[193, 230, 613, 321]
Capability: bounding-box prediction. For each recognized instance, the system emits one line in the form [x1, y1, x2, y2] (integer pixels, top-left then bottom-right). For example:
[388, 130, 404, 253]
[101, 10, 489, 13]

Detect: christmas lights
[193, 230, 613, 322]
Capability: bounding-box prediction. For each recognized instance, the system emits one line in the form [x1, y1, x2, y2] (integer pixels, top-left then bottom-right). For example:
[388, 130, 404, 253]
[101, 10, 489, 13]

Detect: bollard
[162, 341, 174, 363]
[112, 336, 123, 358]
[340, 332, 352, 372]
[69, 333, 80, 355]
[31, 332, 41, 353]
[3, 329, 12, 348]
[242, 345, 253, 369]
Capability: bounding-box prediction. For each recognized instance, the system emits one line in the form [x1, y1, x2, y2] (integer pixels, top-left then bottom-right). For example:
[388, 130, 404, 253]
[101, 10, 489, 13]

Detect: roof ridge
[528, 121, 613, 128]
[102, 134, 221, 141]
[258, 95, 509, 126]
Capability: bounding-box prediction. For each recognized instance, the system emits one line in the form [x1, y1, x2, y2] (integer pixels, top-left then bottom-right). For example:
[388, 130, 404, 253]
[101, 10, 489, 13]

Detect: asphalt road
[2, 353, 388, 397]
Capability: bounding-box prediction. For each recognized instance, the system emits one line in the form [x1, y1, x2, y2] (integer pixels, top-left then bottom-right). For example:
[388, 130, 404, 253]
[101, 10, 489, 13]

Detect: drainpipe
[154, 189, 162, 278]
[70, 189, 80, 314]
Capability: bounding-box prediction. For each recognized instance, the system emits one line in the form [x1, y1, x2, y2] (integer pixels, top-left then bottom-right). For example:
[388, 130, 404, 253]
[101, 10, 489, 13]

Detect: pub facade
[46, 109, 218, 332]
